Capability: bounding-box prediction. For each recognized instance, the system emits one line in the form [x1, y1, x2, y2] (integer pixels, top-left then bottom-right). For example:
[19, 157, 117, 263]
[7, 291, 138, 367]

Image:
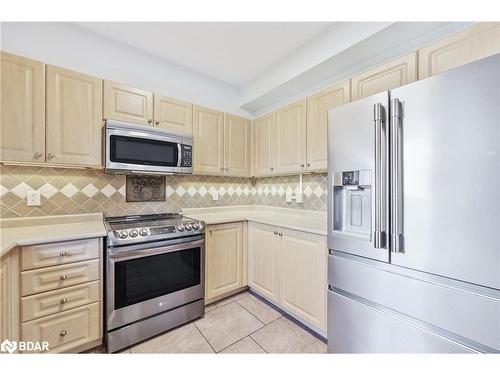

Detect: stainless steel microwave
[105, 120, 193, 175]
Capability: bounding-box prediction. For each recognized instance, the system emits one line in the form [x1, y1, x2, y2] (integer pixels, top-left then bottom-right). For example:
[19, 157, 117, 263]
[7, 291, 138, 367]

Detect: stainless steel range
[104, 213, 205, 353]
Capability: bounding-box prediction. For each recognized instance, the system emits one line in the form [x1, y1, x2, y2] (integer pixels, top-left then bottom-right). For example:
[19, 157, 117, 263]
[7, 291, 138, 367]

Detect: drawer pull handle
[59, 251, 68, 256]
[59, 274, 67, 281]
[59, 330, 67, 337]
[60, 298, 68, 304]
[278, 232, 283, 237]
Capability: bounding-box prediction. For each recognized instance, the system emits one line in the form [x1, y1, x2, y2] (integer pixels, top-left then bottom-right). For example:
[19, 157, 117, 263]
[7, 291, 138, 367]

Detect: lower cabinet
[205, 222, 246, 302]
[248, 222, 327, 333]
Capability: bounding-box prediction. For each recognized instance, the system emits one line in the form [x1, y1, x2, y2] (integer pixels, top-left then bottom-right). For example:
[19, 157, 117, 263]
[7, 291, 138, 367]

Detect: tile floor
[110, 291, 326, 354]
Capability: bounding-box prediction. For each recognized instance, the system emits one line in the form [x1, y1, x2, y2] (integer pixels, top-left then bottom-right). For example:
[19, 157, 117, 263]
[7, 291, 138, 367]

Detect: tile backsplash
[0, 165, 327, 218]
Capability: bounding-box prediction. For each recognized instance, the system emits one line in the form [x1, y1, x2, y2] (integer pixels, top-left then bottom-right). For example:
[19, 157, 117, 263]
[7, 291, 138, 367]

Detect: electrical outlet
[27, 191, 41, 206]
[212, 191, 219, 201]
[296, 193, 303, 204]
[285, 191, 292, 203]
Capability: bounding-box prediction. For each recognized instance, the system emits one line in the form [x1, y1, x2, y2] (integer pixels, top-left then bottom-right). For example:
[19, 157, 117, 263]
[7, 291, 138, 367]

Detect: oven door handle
[108, 239, 205, 261]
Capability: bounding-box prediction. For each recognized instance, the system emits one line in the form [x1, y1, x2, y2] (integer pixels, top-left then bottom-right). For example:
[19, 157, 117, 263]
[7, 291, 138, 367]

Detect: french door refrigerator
[327, 53, 500, 353]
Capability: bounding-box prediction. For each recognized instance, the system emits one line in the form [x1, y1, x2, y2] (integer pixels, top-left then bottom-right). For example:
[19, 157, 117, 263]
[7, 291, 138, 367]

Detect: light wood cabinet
[280, 229, 327, 331]
[0, 52, 45, 164]
[275, 99, 307, 174]
[248, 223, 281, 303]
[224, 114, 251, 177]
[351, 52, 417, 101]
[153, 94, 193, 133]
[46, 66, 103, 167]
[206, 222, 245, 301]
[0, 248, 20, 346]
[193, 105, 224, 175]
[306, 81, 350, 172]
[103, 80, 153, 125]
[252, 113, 276, 177]
[418, 22, 500, 79]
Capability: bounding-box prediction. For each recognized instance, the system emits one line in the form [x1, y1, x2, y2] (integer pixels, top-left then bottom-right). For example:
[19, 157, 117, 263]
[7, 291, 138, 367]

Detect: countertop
[0, 213, 107, 257]
[183, 205, 327, 236]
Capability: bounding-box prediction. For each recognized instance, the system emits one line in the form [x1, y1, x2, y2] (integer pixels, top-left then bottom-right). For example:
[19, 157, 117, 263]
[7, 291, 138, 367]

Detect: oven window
[110, 135, 178, 167]
[114, 247, 201, 309]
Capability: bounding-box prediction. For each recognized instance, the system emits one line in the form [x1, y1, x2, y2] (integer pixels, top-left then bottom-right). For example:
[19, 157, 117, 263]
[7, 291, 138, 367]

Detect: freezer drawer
[329, 253, 500, 351]
[327, 291, 476, 353]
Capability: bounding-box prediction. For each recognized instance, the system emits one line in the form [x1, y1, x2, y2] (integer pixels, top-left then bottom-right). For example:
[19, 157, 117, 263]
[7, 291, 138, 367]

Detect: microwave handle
[177, 143, 182, 167]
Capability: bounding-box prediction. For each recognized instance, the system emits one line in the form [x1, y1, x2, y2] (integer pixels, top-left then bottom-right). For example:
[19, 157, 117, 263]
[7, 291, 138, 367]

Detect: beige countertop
[0, 213, 106, 257]
[183, 205, 327, 236]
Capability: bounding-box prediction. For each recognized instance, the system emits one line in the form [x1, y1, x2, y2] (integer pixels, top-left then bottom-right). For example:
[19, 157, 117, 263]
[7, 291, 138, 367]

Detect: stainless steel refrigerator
[327, 53, 500, 353]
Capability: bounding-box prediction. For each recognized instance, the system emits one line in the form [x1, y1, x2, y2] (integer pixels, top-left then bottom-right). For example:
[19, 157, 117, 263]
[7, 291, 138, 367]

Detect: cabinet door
[103, 80, 153, 125]
[46, 65, 103, 167]
[0, 52, 45, 163]
[306, 81, 350, 172]
[248, 223, 280, 303]
[275, 99, 307, 174]
[153, 94, 193, 133]
[0, 249, 20, 345]
[224, 114, 250, 177]
[193, 105, 224, 175]
[252, 113, 275, 176]
[280, 229, 327, 331]
[418, 22, 500, 79]
[206, 222, 244, 300]
[351, 52, 417, 101]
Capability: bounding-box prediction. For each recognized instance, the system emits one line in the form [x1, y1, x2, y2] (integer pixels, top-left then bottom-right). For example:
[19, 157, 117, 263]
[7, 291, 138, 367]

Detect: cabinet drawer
[21, 238, 100, 271]
[21, 281, 100, 322]
[21, 302, 100, 353]
[21, 259, 100, 296]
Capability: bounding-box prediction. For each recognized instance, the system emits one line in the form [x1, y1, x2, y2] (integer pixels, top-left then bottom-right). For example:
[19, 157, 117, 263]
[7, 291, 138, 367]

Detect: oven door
[105, 125, 190, 174]
[106, 236, 205, 331]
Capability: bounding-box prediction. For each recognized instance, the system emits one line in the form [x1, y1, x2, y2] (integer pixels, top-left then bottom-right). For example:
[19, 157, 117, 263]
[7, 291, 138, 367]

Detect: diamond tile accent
[165, 186, 174, 197]
[0, 185, 9, 198]
[313, 186, 324, 198]
[175, 186, 186, 196]
[187, 186, 197, 197]
[60, 183, 79, 198]
[11, 182, 33, 199]
[198, 186, 207, 197]
[101, 184, 116, 198]
[81, 183, 99, 198]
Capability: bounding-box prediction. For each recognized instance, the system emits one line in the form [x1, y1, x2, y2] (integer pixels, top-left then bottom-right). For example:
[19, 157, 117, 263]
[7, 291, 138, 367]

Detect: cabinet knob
[274, 231, 278, 235]
[270, 167, 274, 171]
[34, 152, 42, 159]
[59, 330, 67, 337]
[148, 118, 153, 124]
[209, 229, 213, 235]
[300, 163, 305, 168]
[155, 120, 160, 125]
[60, 297, 68, 305]
[59, 274, 67, 281]
[278, 232, 283, 237]
[47, 153, 54, 160]
[307, 163, 311, 167]
[59, 251, 67, 256]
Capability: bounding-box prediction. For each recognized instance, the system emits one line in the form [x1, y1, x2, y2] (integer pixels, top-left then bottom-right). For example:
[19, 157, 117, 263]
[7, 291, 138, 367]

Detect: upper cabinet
[46, 66, 103, 167]
[103, 80, 153, 126]
[193, 105, 224, 175]
[306, 81, 350, 172]
[275, 99, 307, 174]
[224, 114, 250, 177]
[0, 52, 45, 164]
[153, 94, 193, 133]
[351, 52, 417, 101]
[252, 113, 276, 177]
[418, 23, 500, 79]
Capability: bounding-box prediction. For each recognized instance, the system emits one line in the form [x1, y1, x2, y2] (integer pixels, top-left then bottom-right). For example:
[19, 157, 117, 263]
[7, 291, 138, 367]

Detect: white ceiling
[76, 22, 333, 86]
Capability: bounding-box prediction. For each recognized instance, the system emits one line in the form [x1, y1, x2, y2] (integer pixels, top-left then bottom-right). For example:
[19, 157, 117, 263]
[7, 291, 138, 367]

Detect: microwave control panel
[181, 145, 192, 167]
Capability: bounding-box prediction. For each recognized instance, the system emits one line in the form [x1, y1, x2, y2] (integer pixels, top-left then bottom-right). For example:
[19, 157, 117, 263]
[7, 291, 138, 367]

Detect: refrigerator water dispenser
[333, 170, 371, 240]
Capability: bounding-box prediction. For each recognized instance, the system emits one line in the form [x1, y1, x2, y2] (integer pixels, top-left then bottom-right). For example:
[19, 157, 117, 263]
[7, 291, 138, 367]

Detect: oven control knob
[176, 224, 185, 232]
[139, 228, 149, 236]
[185, 223, 193, 231]
[118, 230, 128, 239]
[129, 229, 138, 238]
[192, 222, 200, 230]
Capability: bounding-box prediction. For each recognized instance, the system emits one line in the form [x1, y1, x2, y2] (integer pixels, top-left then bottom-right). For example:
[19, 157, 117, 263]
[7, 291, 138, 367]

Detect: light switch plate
[27, 191, 41, 206]
[212, 191, 219, 201]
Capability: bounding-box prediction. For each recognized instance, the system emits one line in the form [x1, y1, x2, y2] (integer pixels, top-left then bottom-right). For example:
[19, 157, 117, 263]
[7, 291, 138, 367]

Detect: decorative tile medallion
[126, 175, 165, 202]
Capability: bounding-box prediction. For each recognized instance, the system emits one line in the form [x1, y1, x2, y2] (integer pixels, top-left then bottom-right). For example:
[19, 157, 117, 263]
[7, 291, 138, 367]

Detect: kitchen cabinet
[252, 113, 276, 177]
[275, 99, 307, 174]
[306, 81, 350, 172]
[103, 80, 153, 126]
[46, 65, 103, 167]
[248, 222, 327, 333]
[224, 114, 251, 177]
[351, 52, 417, 101]
[205, 222, 246, 302]
[0, 248, 20, 348]
[193, 105, 224, 175]
[153, 94, 193, 133]
[418, 22, 500, 79]
[0, 52, 45, 164]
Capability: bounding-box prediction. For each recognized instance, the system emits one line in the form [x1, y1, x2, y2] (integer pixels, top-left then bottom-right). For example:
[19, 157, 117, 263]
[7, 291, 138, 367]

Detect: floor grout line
[193, 322, 217, 354]
[249, 335, 268, 354]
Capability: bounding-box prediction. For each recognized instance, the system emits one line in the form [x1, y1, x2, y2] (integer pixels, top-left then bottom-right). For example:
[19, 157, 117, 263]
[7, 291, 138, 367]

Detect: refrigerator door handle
[373, 103, 387, 249]
[390, 98, 404, 253]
